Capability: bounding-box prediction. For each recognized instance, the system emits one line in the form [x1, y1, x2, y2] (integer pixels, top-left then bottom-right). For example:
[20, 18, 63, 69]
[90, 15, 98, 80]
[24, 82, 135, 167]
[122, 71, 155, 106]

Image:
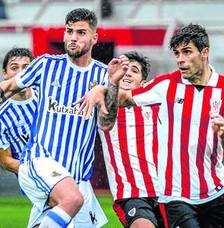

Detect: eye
[78, 30, 86, 36]
[10, 66, 18, 71]
[183, 50, 191, 55]
[66, 28, 73, 34]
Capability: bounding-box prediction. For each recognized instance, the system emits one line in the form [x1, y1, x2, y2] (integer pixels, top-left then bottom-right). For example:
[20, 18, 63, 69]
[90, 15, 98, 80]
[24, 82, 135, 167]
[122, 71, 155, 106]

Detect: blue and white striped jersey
[0, 88, 38, 160]
[16, 54, 108, 182]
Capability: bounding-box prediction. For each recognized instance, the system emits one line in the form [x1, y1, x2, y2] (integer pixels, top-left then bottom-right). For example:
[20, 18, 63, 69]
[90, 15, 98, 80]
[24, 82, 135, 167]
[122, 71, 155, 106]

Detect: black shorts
[113, 197, 165, 227]
[165, 194, 224, 228]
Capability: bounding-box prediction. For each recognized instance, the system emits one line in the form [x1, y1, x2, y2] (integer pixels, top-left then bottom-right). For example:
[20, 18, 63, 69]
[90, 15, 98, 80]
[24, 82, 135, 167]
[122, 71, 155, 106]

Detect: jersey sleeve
[15, 55, 45, 89]
[132, 78, 162, 106]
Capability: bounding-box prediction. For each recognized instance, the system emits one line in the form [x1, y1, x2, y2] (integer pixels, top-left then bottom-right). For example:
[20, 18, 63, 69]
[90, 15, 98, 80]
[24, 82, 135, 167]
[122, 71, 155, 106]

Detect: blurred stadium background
[0, 0, 224, 197]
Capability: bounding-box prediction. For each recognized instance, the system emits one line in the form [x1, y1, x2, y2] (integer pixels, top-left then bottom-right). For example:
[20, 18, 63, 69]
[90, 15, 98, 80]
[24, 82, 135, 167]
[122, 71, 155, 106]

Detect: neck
[11, 88, 32, 101]
[189, 64, 211, 86]
[69, 53, 92, 67]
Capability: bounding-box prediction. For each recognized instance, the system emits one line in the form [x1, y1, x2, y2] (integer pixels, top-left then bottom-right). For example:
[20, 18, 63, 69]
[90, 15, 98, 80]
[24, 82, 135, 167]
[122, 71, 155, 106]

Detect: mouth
[69, 43, 78, 49]
[179, 67, 188, 74]
[122, 79, 132, 84]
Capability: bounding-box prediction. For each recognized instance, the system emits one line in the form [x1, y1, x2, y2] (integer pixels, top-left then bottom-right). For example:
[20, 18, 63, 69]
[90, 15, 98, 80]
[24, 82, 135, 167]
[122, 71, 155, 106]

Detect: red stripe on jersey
[165, 81, 177, 195]
[180, 86, 194, 198]
[217, 74, 224, 87]
[104, 132, 124, 199]
[196, 87, 212, 198]
[133, 106, 156, 195]
[118, 108, 139, 197]
[152, 105, 160, 170]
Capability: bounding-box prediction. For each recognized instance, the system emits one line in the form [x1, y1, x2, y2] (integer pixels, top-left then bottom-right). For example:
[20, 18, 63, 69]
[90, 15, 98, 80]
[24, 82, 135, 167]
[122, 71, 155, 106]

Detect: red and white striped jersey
[132, 67, 224, 204]
[98, 105, 160, 201]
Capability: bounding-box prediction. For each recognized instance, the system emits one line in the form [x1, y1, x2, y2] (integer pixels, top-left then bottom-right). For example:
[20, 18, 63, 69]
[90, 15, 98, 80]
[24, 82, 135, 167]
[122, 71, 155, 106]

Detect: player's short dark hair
[123, 51, 150, 80]
[169, 23, 209, 52]
[2, 47, 33, 71]
[65, 8, 98, 30]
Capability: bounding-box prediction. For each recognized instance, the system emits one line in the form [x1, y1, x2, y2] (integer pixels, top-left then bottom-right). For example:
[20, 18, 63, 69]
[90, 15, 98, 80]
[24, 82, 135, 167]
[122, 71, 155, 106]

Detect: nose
[125, 68, 132, 77]
[71, 31, 79, 41]
[176, 53, 185, 64]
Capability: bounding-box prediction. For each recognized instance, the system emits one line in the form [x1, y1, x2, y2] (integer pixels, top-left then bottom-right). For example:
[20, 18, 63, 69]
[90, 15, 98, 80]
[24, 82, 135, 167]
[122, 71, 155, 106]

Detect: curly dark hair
[65, 8, 98, 30]
[169, 23, 209, 52]
[123, 51, 150, 80]
[2, 47, 33, 71]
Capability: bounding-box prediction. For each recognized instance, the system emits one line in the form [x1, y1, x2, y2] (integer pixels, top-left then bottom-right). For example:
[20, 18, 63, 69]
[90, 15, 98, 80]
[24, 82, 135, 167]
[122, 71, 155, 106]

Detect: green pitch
[0, 195, 122, 228]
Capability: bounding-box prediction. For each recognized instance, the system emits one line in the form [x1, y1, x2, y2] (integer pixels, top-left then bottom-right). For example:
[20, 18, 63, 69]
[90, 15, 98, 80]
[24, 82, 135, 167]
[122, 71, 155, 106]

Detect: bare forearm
[98, 83, 119, 130]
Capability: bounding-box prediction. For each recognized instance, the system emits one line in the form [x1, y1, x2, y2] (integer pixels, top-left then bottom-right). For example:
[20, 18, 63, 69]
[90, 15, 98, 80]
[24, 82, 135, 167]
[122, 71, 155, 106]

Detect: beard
[65, 42, 91, 59]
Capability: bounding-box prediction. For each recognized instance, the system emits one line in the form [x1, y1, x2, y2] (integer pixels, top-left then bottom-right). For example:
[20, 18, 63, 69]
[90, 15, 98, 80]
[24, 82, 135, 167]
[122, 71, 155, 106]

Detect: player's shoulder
[154, 70, 181, 81]
[93, 59, 108, 69]
[0, 99, 13, 116]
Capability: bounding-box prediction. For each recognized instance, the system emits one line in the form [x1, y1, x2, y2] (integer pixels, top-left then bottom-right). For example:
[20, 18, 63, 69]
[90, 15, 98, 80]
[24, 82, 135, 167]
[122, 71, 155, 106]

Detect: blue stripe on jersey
[54, 60, 68, 162]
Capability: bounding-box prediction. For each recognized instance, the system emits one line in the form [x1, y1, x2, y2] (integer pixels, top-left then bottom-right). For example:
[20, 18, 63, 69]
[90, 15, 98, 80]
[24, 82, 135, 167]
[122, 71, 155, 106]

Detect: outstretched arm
[98, 56, 136, 131]
[76, 55, 130, 120]
[0, 77, 21, 104]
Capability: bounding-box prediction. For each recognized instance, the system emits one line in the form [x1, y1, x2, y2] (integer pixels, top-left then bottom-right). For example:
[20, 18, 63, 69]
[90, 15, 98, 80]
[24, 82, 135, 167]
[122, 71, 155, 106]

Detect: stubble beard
[65, 43, 91, 60]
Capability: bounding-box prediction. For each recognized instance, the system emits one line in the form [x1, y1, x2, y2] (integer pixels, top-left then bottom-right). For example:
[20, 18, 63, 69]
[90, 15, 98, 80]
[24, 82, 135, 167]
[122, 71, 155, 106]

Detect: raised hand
[108, 55, 129, 85]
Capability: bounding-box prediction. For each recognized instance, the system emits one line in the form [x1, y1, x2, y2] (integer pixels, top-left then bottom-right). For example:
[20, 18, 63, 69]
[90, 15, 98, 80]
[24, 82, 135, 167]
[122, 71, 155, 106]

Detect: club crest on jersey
[51, 171, 61, 177]
[47, 97, 89, 116]
[210, 98, 222, 114]
[90, 81, 99, 90]
[128, 207, 136, 217]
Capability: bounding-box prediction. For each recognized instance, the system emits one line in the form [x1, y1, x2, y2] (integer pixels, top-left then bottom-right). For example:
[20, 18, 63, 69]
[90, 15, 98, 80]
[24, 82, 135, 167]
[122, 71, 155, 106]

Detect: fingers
[98, 102, 109, 117]
[210, 113, 224, 136]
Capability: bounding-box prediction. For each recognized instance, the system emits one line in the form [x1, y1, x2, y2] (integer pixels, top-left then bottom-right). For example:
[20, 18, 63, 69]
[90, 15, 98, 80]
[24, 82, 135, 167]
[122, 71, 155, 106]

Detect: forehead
[7, 56, 31, 65]
[174, 41, 197, 51]
[129, 60, 142, 70]
[66, 21, 92, 31]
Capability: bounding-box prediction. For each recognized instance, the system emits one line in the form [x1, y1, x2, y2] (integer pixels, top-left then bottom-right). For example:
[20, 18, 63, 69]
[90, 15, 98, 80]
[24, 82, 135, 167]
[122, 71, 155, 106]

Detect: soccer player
[79, 24, 224, 227]
[0, 47, 36, 174]
[0, 8, 129, 228]
[98, 51, 165, 228]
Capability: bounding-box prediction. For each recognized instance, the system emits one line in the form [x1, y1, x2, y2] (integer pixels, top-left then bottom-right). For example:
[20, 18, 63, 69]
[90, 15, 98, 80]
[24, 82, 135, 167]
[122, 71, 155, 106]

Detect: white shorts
[18, 157, 72, 227]
[73, 180, 108, 228]
[19, 157, 107, 228]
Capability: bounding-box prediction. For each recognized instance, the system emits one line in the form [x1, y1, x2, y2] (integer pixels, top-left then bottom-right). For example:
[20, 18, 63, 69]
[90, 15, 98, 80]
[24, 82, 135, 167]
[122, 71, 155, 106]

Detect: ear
[201, 47, 209, 59]
[140, 80, 147, 87]
[2, 71, 7, 80]
[92, 32, 98, 45]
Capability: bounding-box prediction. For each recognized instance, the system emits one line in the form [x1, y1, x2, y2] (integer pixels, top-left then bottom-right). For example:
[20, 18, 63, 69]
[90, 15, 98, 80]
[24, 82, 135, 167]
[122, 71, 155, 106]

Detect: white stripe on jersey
[17, 54, 108, 182]
[132, 69, 224, 204]
[0, 88, 38, 160]
[99, 105, 160, 200]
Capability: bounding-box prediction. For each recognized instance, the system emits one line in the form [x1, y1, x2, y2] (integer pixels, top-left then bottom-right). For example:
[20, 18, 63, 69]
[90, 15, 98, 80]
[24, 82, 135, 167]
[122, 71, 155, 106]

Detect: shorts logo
[128, 207, 136, 217]
[51, 171, 61, 177]
[89, 211, 98, 224]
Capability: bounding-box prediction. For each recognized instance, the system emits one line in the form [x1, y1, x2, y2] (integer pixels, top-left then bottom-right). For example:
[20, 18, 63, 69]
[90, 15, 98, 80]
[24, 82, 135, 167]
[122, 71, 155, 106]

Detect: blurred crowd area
[0, 0, 224, 194]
